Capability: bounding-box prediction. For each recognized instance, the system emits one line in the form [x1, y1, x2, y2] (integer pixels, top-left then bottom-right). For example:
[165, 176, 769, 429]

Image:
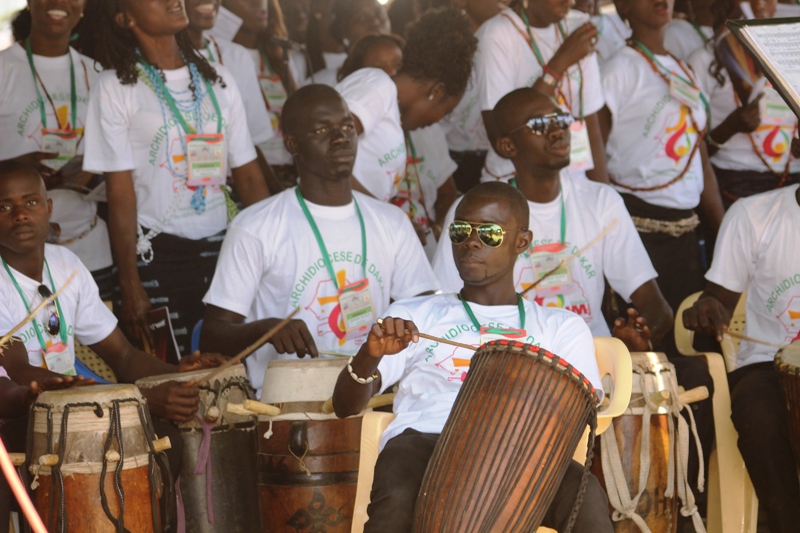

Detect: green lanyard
[690, 20, 709, 45]
[258, 42, 275, 75]
[2, 257, 68, 352]
[136, 57, 223, 135]
[460, 290, 526, 330]
[25, 37, 76, 131]
[295, 188, 367, 290]
[204, 38, 216, 63]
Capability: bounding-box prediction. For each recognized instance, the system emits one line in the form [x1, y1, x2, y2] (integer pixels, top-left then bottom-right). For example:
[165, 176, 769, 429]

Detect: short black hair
[337, 33, 405, 81]
[0, 160, 42, 181]
[493, 87, 557, 137]
[282, 84, 347, 137]
[398, 7, 477, 97]
[330, 0, 378, 44]
[460, 181, 530, 229]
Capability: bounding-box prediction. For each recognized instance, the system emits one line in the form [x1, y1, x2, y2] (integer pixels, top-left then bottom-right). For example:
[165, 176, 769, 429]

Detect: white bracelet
[347, 356, 378, 385]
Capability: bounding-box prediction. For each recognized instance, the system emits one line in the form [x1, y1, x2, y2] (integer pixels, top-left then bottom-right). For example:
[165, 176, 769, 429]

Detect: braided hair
[86, 0, 223, 88]
[709, 0, 739, 86]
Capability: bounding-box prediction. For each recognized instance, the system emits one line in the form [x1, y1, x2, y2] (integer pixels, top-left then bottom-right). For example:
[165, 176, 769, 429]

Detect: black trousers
[365, 429, 614, 533]
[729, 362, 800, 533]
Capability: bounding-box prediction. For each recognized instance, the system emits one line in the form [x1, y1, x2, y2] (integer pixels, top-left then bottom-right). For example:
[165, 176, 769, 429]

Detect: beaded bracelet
[348, 357, 378, 385]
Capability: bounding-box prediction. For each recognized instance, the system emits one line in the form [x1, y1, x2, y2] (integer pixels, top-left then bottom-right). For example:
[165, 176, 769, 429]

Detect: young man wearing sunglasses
[200, 85, 439, 398]
[331, 180, 612, 533]
[433, 87, 673, 354]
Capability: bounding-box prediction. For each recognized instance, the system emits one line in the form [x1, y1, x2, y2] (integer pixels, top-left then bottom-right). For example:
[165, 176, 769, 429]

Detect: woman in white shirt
[336, 7, 476, 202]
[82, 0, 269, 356]
[688, 0, 797, 208]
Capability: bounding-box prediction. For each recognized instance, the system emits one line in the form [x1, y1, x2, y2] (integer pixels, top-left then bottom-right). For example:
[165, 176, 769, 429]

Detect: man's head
[451, 182, 532, 287]
[493, 88, 572, 173]
[283, 84, 358, 182]
[0, 161, 51, 257]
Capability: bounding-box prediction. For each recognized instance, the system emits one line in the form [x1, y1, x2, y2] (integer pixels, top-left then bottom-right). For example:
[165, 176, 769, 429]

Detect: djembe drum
[774, 341, 800, 483]
[28, 384, 165, 533]
[136, 365, 260, 533]
[413, 340, 599, 533]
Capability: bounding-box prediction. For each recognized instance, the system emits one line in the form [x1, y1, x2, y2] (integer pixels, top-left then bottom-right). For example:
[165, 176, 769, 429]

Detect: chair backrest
[675, 291, 747, 372]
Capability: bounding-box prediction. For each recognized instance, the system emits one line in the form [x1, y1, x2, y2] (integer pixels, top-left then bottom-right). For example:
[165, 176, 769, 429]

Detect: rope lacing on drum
[565, 409, 598, 533]
[99, 399, 130, 533]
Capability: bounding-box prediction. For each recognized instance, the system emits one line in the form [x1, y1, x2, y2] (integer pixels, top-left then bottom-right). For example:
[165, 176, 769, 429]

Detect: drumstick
[196, 308, 301, 386]
[376, 318, 477, 351]
[520, 219, 618, 297]
[0, 269, 78, 352]
[0, 440, 47, 533]
[724, 331, 787, 349]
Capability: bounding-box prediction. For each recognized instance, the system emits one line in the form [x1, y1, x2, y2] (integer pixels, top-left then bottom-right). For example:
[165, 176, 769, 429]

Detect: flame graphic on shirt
[314, 269, 349, 346]
[759, 125, 791, 161]
[665, 106, 696, 164]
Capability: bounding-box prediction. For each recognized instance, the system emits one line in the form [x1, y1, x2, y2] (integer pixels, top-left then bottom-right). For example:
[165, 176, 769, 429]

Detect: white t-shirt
[0, 43, 112, 272]
[202, 188, 440, 395]
[0, 245, 117, 371]
[688, 45, 800, 173]
[431, 174, 657, 336]
[305, 66, 339, 87]
[602, 46, 708, 209]
[391, 124, 458, 260]
[442, 72, 490, 152]
[244, 47, 294, 166]
[705, 185, 800, 368]
[664, 19, 713, 62]
[201, 36, 274, 146]
[475, 8, 605, 181]
[593, 12, 631, 64]
[376, 293, 602, 448]
[336, 68, 406, 201]
[288, 49, 307, 89]
[0, 367, 7, 380]
[83, 64, 256, 240]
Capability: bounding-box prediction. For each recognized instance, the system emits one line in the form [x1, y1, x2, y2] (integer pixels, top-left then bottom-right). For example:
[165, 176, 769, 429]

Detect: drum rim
[775, 351, 800, 376]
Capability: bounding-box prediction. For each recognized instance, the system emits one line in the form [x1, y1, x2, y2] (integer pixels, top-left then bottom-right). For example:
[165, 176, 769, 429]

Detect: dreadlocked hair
[709, 0, 738, 86]
[89, 0, 223, 89]
[11, 8, 31, 42]
[398, 7, 476, 97]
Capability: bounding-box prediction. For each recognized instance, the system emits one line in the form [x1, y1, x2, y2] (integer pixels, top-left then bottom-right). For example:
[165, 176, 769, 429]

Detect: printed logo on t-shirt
[19, 100, 86, 144]
[664, 106, 697, 165]
[390, 152, 430, 228]
[777, 296, 800, 343]
[757, 125, 792, 164]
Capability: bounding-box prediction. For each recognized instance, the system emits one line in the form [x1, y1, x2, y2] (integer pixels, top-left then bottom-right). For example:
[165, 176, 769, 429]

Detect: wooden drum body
[775, 343, 800, 483]
[413, 340, 599, 533]
[136, 366, 260, 533]
[28, 384, 161, 533]
[258, 359, 361, 533]
[593, 352, 679, 533]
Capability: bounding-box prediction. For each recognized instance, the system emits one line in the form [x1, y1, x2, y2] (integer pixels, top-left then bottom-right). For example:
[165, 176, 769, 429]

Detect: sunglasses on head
[509, 112, 575, 136]
[37, 284, 60, 336]
[449, 220, 513, 248]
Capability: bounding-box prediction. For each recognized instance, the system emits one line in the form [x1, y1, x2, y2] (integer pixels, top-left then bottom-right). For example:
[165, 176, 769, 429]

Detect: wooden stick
[196, 308, 301, 386]
[521, 219, 619, 297]
[0, 270, 78, 352]
[376, 318, 477, 352]
[678, 385, 709, 405]
[724, 331, 787, 349]
[0, 438, 47, 533]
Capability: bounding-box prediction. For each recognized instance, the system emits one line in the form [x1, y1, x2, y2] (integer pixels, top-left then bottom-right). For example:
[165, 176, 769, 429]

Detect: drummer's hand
[613, 308, 651, 352]
[367, 317, 419, 358]
[37, 375, 94, 392]
[141, 381, 200, 423]
[683, 295, 731, 342]
[267, 318, 319, 359]
[179, 350, 227, 372]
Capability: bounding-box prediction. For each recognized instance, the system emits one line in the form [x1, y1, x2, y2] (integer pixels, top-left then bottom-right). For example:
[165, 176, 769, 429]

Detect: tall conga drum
[257, 359, 363, 533]
[136, 365, 260, 532]
[593, 352, 679, 532]
[413, 340, 599, 533]
[28, 384, 163, 532]
[774, 341, 800, 483]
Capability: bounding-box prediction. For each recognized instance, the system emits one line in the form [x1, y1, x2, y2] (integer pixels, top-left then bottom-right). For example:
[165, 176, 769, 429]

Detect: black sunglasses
[37, 284, 60, 336]
[509, 112, 575, 136]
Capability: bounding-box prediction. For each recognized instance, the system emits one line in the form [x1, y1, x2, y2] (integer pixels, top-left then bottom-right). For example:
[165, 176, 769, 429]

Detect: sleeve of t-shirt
[82, 73, 137, 173]
[389, 211, 441, 300]
[475, 20, 520, 111]
[549, 312, 603, 399]
[600, 55, 629, 122]
[235, 55, 275, 146]
[0, 366, 8, 379]
[580, 53, 606, 116]
[203, 224, 266, 317]
[336, 69, 395, 136]
[431, 198, 466, 293]
[705, 200, 757, 293]
[600, 190, 658, 301]
[73, 259, 118, 346]
[220, 69, 258, 169]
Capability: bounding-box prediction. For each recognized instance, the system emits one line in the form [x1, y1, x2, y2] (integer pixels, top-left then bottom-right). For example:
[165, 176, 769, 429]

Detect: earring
[428, 93, 434, 101]
[522, 0, 529, 8]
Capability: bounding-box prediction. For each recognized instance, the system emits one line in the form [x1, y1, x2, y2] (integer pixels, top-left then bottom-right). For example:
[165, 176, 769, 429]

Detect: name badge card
[339, 279, 376, 335]
[259, 75, 289, 111]
[186, 133, 226, 187]
[761, 87, 795, 126]
[568, 121, 595, 172]
[670, 75, 701, 109]
[41, 129, 79, 171]
[479, 326, 526, 346]
[529, 243, 574, 296]
[44, 341, 76, 376]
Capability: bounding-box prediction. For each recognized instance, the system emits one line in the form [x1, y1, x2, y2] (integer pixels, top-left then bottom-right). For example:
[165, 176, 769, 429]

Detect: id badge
[41, 129, 78, 171]
[44, 342, 76, 376]
[479, 326, 526, 346]
[339, 279, 376, 335]
[529, 243, 573, 295]
[568, 120, 594, 172]
[186, 133, 226, 187]
[761, 87, 795, 126]
[259, 75, 288, 111]
[670, 75, 701, 109]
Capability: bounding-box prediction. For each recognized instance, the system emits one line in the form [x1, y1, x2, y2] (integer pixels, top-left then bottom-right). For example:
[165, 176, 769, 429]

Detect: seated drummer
[200, 84, 439, 397]
[683, 183, 800, 532]
[332, 182, 613, 533]
[433, 87, 673, 353]
[0, 161, 225, 525]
